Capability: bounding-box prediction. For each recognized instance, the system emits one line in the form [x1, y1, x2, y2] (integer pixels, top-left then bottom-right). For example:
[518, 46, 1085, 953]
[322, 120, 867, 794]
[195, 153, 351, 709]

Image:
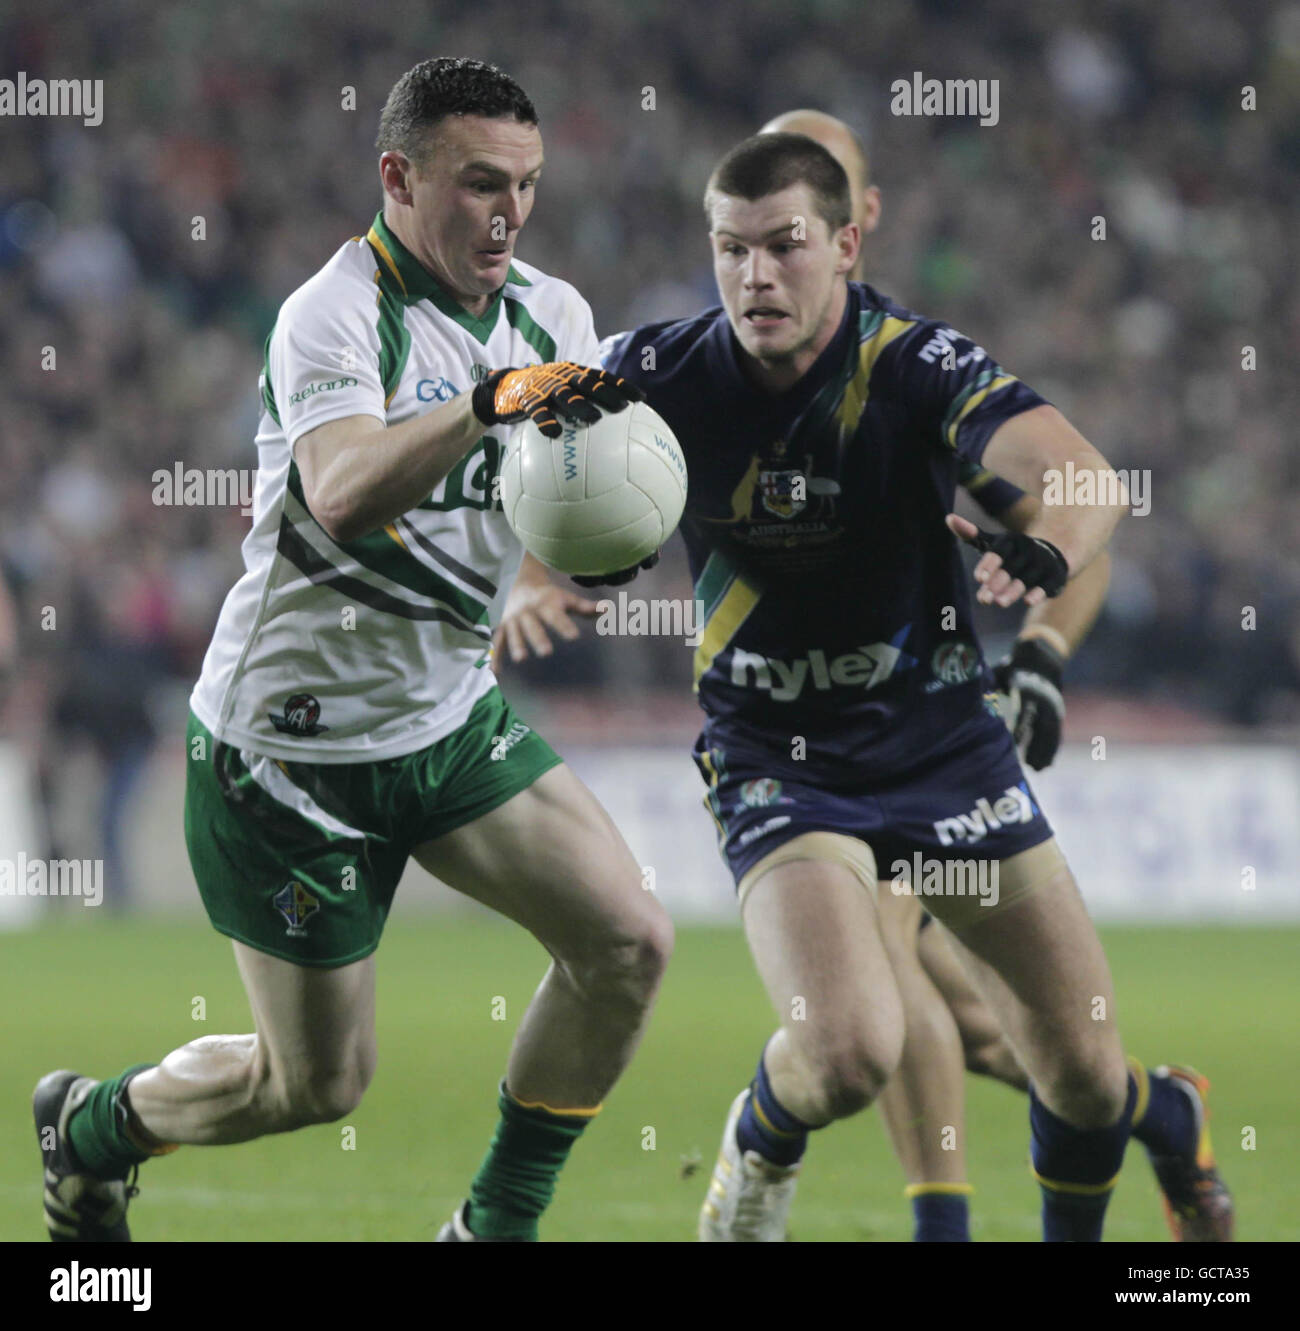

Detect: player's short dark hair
[705, 132, 852, 234]
[376, 57, 538, 165]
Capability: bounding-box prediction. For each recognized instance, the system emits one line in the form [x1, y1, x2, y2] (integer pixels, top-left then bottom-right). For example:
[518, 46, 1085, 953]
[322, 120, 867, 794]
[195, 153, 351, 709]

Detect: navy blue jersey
[600, 281, 1047, 785]
[959, 458, 1025, 518]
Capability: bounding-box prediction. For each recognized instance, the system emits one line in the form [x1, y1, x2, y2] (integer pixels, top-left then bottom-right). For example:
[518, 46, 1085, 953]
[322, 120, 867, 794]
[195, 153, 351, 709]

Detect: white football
[500, 400, 687, 577]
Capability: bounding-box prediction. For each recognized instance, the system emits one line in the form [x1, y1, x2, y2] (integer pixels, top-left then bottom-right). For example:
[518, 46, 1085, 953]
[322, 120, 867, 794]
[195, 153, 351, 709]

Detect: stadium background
[0, 0, 1295, 1241]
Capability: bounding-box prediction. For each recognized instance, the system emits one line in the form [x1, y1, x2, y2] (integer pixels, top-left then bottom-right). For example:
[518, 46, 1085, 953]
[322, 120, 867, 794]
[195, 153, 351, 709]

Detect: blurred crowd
[0, 0, 1297, 890]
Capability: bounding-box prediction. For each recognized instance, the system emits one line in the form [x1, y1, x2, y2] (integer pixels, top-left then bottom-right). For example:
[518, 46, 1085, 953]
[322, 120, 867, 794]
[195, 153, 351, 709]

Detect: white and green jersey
[191, 211, 598, 762]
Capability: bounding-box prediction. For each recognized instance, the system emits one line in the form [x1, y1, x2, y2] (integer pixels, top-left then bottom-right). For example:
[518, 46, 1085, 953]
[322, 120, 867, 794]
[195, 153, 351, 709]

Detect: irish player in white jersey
[34, 57, 672, 1244]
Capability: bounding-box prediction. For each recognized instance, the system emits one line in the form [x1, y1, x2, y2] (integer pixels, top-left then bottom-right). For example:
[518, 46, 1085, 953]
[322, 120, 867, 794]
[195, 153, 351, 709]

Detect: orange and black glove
[471, 362, 644, 438]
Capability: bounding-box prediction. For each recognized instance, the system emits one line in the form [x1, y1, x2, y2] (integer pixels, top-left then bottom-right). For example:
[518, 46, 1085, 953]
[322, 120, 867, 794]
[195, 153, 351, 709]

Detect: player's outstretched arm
[949, 404, 1127, 608]
[994, 494, 1112, 657]
[493, 552, 601, 664]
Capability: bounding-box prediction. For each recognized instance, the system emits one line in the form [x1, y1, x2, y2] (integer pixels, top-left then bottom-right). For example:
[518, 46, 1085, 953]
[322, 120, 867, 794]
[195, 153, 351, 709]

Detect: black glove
[968, 527, 1069, 599]
[992, 636, 1066, 771]
[471, 362, 644, 439]
[571, 549, 660, 589]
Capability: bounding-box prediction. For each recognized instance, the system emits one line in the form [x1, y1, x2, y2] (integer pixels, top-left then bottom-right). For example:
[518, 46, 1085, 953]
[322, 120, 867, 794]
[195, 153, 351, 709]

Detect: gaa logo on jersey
[758, 469, 806, 520]
[273, 881, 320, 937]
[739, 777, 784, 808]
[270, 692, 330, 736]
[931, 641, 980, 685]
[416, 376, 459, 402]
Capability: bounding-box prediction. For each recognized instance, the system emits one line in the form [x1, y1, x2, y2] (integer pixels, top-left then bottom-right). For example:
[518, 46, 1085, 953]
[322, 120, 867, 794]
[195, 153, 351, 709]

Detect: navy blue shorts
[693, 710, 1054, 891]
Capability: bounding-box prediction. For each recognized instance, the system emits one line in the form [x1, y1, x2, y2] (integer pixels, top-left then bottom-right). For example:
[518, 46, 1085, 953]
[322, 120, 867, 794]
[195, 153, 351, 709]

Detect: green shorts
[184, 688, 563, 967]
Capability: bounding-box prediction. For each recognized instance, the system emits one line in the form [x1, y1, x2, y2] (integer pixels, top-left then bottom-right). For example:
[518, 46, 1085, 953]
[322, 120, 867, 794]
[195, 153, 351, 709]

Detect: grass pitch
[1, 913, 1294, 1241]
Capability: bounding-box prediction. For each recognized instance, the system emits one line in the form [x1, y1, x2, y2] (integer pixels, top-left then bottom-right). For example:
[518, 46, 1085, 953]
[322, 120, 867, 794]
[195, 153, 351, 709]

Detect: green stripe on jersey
[371, 272, 412, 406]
[276, 518, 491, 635]
[940, 367, 1012, 448]
[261, 328, 281, 426]
[504, 297, 557, 364]
[694, 548, 740, 621]
[394, 518, 498, 599]
[283, 464, 490, 624]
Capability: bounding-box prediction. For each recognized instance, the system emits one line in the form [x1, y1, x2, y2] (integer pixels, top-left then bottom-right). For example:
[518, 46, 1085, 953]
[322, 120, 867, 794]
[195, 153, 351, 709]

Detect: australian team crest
[273, 881, 320, 937]
[270, 692, 330, 736]
[758, 468, 806, 520]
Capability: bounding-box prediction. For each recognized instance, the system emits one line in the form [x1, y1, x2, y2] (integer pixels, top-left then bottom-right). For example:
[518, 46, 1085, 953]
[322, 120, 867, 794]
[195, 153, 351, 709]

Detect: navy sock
[1030, 1075, 1135, 1242]
[735, 1047, 810, 1166]
[907, 1187, 972, 1241]
[1128, 1060, 1196, 1158]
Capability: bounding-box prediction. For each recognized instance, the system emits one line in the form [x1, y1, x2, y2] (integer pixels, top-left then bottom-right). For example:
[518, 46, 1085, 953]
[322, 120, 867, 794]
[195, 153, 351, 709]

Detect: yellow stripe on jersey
[384, 522, 408, 551]
[835, 315, 916, 437]
[963, 465, 997, 493]
[692, 576, 762, 690]
[944, 374, 1016, 449]
[366, 226, 407, 295]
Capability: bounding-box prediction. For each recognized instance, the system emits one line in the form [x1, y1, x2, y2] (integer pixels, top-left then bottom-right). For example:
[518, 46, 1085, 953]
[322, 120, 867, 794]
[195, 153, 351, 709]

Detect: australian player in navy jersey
[745, 110, 1229, 1245]
[500, 131, 1231, 1243]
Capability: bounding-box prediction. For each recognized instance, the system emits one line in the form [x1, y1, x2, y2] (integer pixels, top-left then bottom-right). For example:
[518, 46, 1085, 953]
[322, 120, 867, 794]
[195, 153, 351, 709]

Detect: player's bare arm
[295, 399, 483, 543]
[948, 403, 1127, 608]
[993, 493, 1111, 655]
[298, 358, 640, 544]
[1019, 549, 1110, 655]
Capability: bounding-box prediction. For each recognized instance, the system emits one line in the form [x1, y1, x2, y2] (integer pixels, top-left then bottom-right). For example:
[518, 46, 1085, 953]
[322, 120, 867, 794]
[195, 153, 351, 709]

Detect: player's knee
[1039, 1049, 1128, 1129]
[258, 1040, 377, 1129]
[280, 1062, 373, 1126]
[560, 903, 673, 1012]
[804, 1040, 897, 1121]
[303, 1070, 369, 1125]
